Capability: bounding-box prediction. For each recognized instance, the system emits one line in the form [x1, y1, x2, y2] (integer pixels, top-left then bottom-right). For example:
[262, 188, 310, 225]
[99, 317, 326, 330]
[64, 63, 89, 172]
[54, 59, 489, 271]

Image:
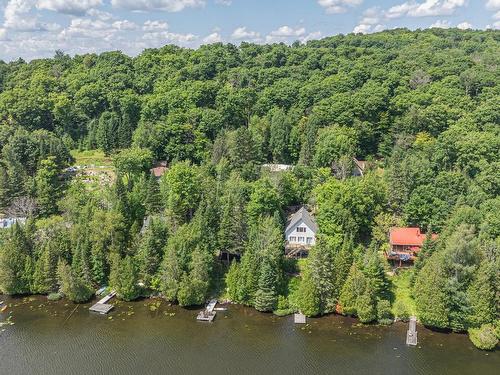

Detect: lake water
[0, 296, 498, 375]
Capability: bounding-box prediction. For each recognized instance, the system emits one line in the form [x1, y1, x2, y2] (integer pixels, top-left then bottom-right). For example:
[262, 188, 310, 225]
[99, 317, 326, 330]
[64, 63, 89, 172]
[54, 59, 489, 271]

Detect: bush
[393, 300, 410, 322]
[377, 299, 393, 325]
[468, 324, 499, 351]
[47, 292, 62, 301]
[357, 292, 377, 323]
[274, 295, 296, 316]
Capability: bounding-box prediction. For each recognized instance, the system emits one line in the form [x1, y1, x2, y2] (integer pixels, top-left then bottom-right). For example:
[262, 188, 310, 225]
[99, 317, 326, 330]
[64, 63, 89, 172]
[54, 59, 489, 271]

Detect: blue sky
[0, 1, 499, 61]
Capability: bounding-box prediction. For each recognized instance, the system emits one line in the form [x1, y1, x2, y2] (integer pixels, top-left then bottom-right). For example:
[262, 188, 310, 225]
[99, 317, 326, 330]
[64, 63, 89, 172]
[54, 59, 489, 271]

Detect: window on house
[298, 236, 305, 243]
[297, 227, 306, 233]
[289, 236, 296, 242]
[306, 237, 313, 245]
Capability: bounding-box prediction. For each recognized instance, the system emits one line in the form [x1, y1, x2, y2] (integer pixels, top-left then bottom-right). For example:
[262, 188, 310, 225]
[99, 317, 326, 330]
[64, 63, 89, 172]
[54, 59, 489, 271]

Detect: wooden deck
[89, 291, 116, 315]
[406, 316, 418, 346]
[197, 299, 218, 322]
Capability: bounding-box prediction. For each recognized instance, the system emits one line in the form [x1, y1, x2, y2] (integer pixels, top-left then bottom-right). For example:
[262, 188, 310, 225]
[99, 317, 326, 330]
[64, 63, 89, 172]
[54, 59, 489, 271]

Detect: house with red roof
[386, 227, 437, 267]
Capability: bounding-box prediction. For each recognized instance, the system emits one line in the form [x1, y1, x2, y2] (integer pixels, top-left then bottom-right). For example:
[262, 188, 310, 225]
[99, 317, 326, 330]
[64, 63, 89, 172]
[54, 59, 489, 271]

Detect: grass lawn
[390, 269, 417, 316]
[70, 150, 113, 167]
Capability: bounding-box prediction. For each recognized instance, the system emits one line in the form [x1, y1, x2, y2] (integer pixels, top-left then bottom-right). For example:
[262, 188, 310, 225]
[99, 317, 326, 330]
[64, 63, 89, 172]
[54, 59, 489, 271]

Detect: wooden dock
[197, 299, 218, 322]
[89, 291, 116, 315]
[406, 316, 418, 346]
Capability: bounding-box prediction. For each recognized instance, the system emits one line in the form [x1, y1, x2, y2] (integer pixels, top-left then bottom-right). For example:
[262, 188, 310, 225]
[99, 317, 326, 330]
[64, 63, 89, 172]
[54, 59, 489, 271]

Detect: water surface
[0, 296, 498, 375]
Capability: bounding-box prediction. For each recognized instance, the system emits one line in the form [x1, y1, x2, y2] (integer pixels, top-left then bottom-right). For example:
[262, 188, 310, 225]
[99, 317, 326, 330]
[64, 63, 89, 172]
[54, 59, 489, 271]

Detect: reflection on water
[0, 296, 498, 375]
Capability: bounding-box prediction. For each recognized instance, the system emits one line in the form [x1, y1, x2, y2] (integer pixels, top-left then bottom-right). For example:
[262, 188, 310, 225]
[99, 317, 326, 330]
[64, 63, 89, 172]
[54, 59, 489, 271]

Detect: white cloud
[456, 21, 472, 29]
[318, 0, 363, 14]
[112, 20, 137, 30]
[494, 10, 500, 19]
[143, 20, 169, 31]
[3, 0, 52, 31]
[111, 0, 205, 12]
[142, 30, 197, 44]
[269, 25, 306, 37]
[430, 19, 451, 28]
[353, 23, 371, 33]
[231, 26, 260, 40]
[385, 0, 467, 18]
[352, 7, 386, 34]
[59, 17, 114, 39]
[202, 32, 222, 43]
[36, 0, 102, 15]
[300, 31, 322, 42]
[486, 0, 500, 9]
[215, 0, 231, 5]
[87, 8, 114, 21]
[0, 28, 8, 40]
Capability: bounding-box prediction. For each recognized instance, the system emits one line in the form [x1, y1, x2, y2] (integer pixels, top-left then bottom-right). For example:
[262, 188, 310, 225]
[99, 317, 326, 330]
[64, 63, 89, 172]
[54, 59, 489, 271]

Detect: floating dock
[406, 316, 418, 346]
[294, 313, 307, 324]
[197, 299, 218, 322]
[89, 291, 116, 315]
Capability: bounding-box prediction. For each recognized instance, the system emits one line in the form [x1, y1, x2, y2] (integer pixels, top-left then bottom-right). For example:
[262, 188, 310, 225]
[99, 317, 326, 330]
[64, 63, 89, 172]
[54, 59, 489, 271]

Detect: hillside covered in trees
[0, 28, 498, 349]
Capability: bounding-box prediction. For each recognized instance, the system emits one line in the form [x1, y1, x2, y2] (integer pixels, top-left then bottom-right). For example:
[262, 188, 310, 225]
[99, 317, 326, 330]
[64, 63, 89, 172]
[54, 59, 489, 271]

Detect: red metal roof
[389, 227, 430, 246]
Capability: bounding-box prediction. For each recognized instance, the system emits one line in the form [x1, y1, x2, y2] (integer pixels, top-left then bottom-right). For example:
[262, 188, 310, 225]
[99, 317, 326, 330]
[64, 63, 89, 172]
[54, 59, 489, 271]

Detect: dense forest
[0, 28, 498, 350]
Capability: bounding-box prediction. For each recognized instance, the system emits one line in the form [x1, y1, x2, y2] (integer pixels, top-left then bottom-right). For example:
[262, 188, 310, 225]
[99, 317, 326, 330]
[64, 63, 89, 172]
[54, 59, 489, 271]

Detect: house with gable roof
[285, 207, 318, 258]
[386, 227, 437, 267]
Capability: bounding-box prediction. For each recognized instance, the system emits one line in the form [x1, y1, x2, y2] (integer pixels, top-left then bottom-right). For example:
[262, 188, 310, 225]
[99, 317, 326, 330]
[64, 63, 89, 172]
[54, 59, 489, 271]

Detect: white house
[0, 217, 27, 230]
[262, 164, 294, 172]
[285, 207, 318, 258]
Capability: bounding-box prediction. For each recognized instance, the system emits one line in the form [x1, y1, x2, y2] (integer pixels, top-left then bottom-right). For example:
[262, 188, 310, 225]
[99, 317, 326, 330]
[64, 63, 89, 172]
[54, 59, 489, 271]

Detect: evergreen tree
[414, 257, 450, 328]
[467, 260, 497, 328]
[96, 111, 120, 155]
[177, 249, 212, 306]
[331, 238, 353, 300]
[35, 157, 61, 217]
[356, 287, 377, 323]
[307, 242, 336, 314]
[363, 249, 390, 300]
[297, 266, 321, 317]
[0, 164, 10, 211]
[57, 260, 93, 303]
[32, 243, 58, 294]
[338, 263, 376, 322]
[218, 174, 248, 255]
[269, 108, 291, 163]
[255, 257, 279, 312]
[0, 224, 32, 295]
[110, 255, 141, 301]
[144, 173, 162, 215]
[225, 260, 241, 302]
[136, 218, 168, 288]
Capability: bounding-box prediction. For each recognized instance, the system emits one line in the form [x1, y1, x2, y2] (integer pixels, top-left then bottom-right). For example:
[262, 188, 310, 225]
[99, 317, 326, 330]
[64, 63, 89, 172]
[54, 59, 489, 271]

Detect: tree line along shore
[0, 28, 498, 350]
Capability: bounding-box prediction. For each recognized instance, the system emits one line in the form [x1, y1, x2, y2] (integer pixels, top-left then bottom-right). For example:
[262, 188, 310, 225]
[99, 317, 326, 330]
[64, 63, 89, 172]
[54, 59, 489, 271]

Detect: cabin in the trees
[352, 158, 366, 177]
[262, 164, 294, 173]
[331, 158, 366, 179]
[386, 227, 437, 267]
[150, 161, 168, 178]
[285, 207, 318, 258]
[0, 217, 27, 230]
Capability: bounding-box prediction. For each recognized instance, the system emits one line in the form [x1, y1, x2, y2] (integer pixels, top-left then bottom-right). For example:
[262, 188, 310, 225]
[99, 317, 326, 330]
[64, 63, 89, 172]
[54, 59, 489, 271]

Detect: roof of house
[151, 167, 166, 177]
[353, 158, 366, 171]
[285, 207, 318, 234]
[389, 227, 437, 246]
